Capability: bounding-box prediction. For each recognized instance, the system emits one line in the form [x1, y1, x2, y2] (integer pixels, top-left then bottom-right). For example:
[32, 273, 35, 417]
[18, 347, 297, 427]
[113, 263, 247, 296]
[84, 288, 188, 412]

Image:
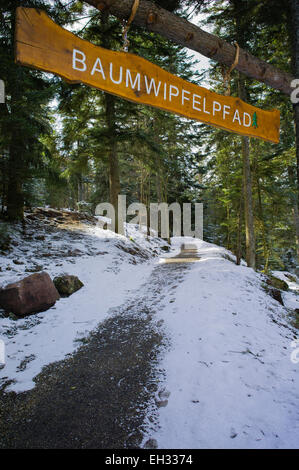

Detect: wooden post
[84, 0, 294, 96]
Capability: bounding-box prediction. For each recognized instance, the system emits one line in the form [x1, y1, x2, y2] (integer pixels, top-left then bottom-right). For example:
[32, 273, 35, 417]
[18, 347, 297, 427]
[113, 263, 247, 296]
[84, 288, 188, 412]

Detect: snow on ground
[272, 270, 299, 310]
[0, 213, 168, 392]
[142, 238, 299, 449]
[1, 216, 299, 449]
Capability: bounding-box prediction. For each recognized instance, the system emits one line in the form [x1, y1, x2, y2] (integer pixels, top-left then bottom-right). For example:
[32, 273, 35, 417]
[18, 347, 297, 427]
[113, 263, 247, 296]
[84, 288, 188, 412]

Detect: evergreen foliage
[0, 0, 298, 271]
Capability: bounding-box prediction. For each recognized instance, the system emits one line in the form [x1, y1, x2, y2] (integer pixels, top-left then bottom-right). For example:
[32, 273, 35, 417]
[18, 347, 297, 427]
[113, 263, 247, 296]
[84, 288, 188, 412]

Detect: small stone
[266, 275, 288, 291]
[156, 399, 168, 408]
[25, 265, 43, 273]
[269, 288, 284, 305]
[144, 438, 158, 449]
[53, 274, 84, 297]
[9, 313, 19, 321]
[158, 389, 170, 399]
[161, 246, 170, 252]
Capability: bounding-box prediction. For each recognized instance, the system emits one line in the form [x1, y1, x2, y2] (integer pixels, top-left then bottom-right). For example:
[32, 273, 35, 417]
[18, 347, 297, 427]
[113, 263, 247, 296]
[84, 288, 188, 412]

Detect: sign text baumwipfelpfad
[15, 7, 280, 143]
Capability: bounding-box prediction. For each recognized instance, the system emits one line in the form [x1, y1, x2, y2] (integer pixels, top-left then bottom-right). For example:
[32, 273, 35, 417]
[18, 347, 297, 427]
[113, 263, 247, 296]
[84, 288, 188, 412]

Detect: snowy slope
[142, 238, 299, 449]
[0, 213, 168, 392]
[1, 216, 299, 449]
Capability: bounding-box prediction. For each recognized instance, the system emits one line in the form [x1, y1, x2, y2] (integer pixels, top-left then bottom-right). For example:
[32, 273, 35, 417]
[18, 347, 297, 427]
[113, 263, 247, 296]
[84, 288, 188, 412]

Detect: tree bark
[84, 0, 294, 95]
[105, 92, 121, 232]
[239, 72, 255, 269]
[6, 141, 24, 221]
[293, 196, 299, 261]
[6, 8, 24, 221]
[288, 165, 299, 260]
[241, 135, 256, 269]
[232, 0, 255, 269]
[101, 11, 121, 232]
[255, 157, 269, 271]
[290, 0, 299, 261]
[235, 195, 243, 266]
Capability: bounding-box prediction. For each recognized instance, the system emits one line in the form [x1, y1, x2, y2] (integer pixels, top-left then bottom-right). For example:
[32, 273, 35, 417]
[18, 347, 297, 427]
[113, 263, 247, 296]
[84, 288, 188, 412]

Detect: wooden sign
[15, 7, 280, 143]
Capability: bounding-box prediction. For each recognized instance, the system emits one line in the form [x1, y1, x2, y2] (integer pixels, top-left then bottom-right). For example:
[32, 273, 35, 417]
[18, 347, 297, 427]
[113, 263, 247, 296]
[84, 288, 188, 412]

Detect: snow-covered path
[0, 216, 168, 393]
[0, 245, 189, 448]
[1, 215, 299, 449]
[144, 239, 299, 449]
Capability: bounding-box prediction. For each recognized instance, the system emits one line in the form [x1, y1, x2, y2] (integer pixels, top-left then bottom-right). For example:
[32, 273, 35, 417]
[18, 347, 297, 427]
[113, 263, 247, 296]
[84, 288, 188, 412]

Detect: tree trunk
[235, 195, 243, 266]
[290, 0, 299, 261]
[238, 73, 255, 269]
[105, 93, 121, 232]
[6, 120, 24, 221]
[84, 0, 294, 95]
[295, 104, 299, 212]
[6, 8, 24, 221]
[226, 204, 230, 251]
[293, 200, 299, 261]
[288, 166, 299, 260]
[233, 0, 256, 270]
[255, 162, 269, 271]
[101, 12, 121, 233]
[6, 145, 24, 221]
[241, 135, 256, 269]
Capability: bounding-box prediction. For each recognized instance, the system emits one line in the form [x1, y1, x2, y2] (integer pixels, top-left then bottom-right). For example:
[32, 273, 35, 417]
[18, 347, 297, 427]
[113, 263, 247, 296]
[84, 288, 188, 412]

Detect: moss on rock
[266, 275, 289, 291]
[53, 274, 84, 297]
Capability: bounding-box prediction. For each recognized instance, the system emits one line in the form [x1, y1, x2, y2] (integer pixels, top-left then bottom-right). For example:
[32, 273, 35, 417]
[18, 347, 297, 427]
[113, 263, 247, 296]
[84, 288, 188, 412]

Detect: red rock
[0, 272, 60, 316]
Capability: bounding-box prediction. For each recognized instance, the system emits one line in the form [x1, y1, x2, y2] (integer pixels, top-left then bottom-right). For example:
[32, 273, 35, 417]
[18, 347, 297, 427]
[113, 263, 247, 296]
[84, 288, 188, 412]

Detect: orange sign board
[15, 7, 280, 143]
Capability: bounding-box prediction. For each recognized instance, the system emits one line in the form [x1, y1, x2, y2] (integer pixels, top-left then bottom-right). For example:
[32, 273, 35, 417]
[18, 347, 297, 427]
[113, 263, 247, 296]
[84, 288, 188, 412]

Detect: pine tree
[55, 1, 201, 232]
[0, 0, 68, 220]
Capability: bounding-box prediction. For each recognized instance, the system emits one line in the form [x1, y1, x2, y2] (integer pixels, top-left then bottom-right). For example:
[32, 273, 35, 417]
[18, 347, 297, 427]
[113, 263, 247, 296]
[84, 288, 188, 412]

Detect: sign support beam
[15, 7, 280, 143]
[83, 0, 294, 96]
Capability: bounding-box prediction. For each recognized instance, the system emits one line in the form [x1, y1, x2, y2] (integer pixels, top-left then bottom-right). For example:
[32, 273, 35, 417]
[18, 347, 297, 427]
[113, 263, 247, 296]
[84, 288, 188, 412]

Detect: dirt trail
[0, 259, 188, 449]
